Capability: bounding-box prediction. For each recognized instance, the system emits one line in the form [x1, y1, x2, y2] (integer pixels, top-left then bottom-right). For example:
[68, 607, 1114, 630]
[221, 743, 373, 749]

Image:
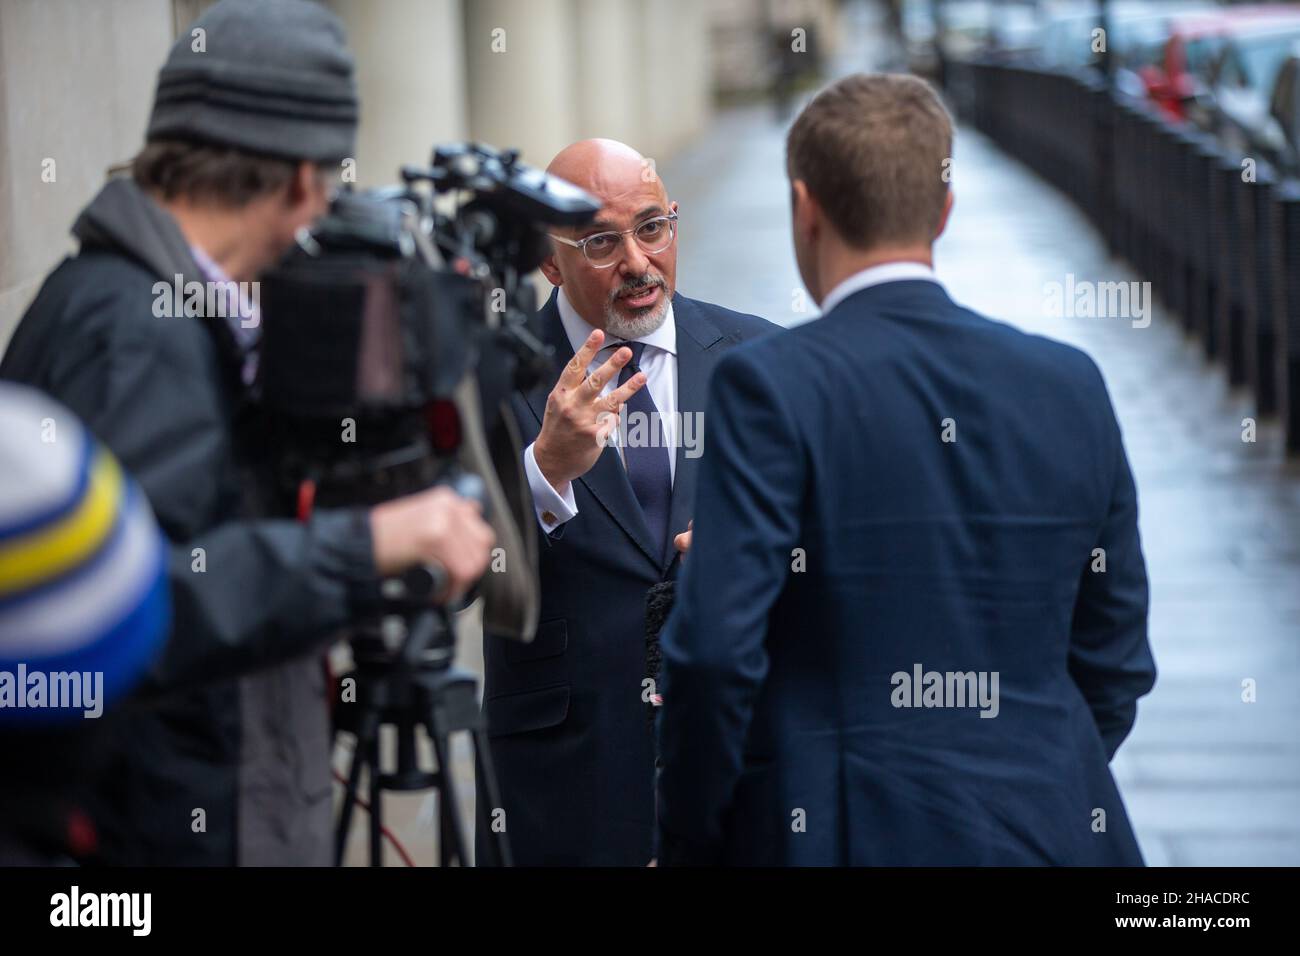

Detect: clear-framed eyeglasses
[549, 212, 678, 268]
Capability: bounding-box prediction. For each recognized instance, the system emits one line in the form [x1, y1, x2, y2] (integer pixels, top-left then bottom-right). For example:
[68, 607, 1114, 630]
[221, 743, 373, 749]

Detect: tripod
[333, 597, 512, 867]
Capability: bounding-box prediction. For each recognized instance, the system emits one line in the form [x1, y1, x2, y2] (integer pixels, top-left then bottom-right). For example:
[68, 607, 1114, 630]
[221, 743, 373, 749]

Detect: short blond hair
[786, 73, 953, 249]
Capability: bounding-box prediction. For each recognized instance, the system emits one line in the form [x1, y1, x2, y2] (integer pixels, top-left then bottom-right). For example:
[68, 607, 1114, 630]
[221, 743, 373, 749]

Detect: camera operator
[0, 0, 494, 866]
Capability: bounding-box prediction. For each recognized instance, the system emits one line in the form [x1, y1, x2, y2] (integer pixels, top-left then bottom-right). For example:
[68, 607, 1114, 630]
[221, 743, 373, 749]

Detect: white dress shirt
[818, 261, 939, 316]
[524, 287, 679, 533]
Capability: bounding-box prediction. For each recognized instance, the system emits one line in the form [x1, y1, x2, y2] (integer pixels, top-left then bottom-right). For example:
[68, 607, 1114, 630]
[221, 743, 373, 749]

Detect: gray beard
[603, 293, 670, 340]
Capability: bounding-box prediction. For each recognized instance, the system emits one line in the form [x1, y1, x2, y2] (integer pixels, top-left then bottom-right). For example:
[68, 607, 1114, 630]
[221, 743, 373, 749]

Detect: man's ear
[791, 179, 819, 245]
[287, 161, 327, 209]
[933, 189, 954, 242]
[539, 247, 563, 286]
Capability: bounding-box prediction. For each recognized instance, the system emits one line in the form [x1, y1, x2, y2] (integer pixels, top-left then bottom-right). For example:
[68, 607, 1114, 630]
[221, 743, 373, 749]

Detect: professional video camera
[255, 143, 601, 867]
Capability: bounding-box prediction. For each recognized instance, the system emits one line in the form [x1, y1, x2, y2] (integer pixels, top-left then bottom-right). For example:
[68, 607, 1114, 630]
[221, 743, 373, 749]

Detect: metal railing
[951, 58, 1300, 453]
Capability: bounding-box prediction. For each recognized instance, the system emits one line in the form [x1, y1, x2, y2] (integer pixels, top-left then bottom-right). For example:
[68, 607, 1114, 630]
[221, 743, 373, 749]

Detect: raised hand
[534, 328, 648, 490]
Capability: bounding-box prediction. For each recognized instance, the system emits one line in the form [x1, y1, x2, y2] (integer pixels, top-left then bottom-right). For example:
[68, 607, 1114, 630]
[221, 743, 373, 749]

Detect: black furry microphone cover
[644, 580, 677, 729]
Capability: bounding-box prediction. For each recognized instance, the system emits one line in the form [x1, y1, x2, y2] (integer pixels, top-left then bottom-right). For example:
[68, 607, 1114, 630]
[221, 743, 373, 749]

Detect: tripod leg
[368, 728, 383, 866]
[438, 790, 456, 868]
[471, 727, 513, 867]
[335, 708, 380, 867]
[428, 728, 469, 866]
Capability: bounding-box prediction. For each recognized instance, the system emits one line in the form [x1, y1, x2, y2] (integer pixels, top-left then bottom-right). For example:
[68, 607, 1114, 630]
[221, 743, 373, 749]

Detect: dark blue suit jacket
[657, 278, 1156, 866]
[479, 289, 776, 865]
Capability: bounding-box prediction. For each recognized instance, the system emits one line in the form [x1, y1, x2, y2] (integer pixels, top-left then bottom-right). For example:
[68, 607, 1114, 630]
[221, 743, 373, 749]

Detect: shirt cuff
[523, 441, 578, 533]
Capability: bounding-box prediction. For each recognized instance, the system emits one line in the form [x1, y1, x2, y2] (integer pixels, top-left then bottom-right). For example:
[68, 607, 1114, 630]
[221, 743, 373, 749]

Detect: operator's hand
[533, 329, 648, 493]
[369, 486, 496, 602]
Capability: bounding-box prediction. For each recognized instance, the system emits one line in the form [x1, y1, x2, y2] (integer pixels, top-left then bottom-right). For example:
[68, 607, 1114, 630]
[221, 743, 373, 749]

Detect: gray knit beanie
[147, 0, 358, 163]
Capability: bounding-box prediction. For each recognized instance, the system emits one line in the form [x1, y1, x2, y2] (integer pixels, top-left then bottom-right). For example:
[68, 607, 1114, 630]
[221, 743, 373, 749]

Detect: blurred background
[2, 0, 1299, 866]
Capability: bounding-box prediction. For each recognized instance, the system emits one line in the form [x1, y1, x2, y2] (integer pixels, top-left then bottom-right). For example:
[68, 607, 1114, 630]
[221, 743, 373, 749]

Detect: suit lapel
[664, 294, 724, 576]
[523, 291, 570, 430]
[524, 290, 662, 570]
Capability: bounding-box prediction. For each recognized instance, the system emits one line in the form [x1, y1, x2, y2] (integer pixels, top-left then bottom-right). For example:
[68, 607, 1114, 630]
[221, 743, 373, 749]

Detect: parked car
[1031, 1, 1209, 81]
[1144, 6, 1300, 130]
[1109, 6, 1213, 99]
[1140, 9, 1236, 121]
[1203, 16, 1300, 158]
[1265, 46, 1300, 176]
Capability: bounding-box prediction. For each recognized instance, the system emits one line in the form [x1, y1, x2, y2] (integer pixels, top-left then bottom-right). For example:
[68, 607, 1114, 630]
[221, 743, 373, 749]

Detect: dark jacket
[477, 290, 777, 865]
[657, 279, 1156, 866]
[0, 178, 379, 865]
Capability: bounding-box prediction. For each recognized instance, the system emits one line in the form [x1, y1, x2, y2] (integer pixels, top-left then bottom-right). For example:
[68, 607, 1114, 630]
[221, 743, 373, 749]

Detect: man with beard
[477, 139, 777, 865]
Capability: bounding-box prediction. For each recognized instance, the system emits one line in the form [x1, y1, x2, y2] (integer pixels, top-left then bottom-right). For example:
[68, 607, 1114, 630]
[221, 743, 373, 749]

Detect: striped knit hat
[0, 385, 169, 725]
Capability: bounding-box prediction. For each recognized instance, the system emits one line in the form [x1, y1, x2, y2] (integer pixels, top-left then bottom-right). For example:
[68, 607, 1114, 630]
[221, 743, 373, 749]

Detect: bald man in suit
[477, 140, 778, 865]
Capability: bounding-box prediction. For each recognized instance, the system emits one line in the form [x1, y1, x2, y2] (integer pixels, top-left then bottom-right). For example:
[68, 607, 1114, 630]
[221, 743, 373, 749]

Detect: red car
[1142, 4, 1300, 121]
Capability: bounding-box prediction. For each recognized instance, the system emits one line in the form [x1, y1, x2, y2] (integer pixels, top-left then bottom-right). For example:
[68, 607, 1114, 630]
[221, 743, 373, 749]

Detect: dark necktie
[615, 341, 672, 562]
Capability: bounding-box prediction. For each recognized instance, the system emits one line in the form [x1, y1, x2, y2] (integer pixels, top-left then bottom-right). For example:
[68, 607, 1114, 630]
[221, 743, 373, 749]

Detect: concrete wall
[0, 0, 172, 348]
[637, 0, 713, 160]
[463, 0, 713, 169]
[572, 0, 642, 149]
[462, 0, 581, 169]
[324, 0, 468, 186]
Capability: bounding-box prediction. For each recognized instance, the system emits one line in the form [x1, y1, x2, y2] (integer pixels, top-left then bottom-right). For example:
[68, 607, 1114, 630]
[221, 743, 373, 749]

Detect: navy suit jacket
[657, 279, 1156, 866]
[479, 289, 777, 865]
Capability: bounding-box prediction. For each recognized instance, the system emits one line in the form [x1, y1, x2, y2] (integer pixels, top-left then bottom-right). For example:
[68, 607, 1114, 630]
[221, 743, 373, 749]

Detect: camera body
[257, 141, 598, 509]
[256, 142, 599, 650]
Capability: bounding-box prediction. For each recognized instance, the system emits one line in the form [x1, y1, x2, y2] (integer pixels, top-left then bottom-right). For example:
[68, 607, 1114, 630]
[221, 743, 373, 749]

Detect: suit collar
[822, 275, 955, 319]
[819, 261, 939, 316]
[672, 292, 725, 351]
[535, 288, 575, 365]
